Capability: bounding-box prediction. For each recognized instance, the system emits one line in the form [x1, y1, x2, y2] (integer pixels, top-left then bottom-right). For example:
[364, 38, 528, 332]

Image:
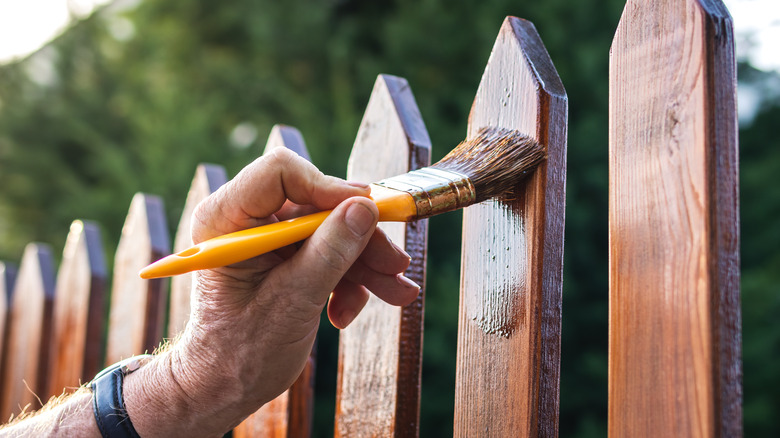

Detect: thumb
[269, 197, 378, 305]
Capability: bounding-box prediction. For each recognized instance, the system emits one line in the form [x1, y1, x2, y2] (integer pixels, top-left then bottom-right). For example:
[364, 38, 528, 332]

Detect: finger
[275, 200, 321, 222]
[274, 204, 403, 262]
[357, 228, 412, 275]
[268, 197, 379, 306]
[342, 259, 419, 306]
[193, 147, 370, 240]
[231, 147, 370, 215]
[327, 280, 370, 329]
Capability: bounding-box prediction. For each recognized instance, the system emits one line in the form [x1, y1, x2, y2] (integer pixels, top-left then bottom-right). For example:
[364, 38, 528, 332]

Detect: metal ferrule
[374, 168, 476, 219]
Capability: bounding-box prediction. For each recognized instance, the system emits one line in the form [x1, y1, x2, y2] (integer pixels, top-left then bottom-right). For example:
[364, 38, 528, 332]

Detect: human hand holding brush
[0, 147, 419, 437]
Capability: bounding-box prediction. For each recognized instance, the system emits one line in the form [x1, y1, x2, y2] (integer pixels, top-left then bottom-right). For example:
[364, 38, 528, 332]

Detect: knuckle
[267, 145, 297, 162]
[190, 197, 216, 243]
[312, 237, 352, 275]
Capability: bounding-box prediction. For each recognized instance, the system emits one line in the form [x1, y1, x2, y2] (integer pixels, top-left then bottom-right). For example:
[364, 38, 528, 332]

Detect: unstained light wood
[168, 164, 228, 337]
[47, 221, 107, 399]
[105, 194, 170, 365]
[334, 74, 431, 437]
[454, 17, 567, 438]
[234, 125, 316, 438]
[0, 244, 56, 419]
[608, 1, 741, 436]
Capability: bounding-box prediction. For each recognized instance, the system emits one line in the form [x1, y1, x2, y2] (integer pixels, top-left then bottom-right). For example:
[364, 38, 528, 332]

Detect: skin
[0, 147, 419, 437]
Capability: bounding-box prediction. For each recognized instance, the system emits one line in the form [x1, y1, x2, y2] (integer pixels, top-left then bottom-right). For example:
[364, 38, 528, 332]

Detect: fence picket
[168, 164, 228, 337]
[0, 262, 18, 396]
[454, 17, 567, 437]
[0, 244, 56, 419]
[47, 221, 107, 398]
[105, 194, 170, 364]
[334, 74, 431, 437]
[608, 1, 741, 436]
[233, 124, 316, 438]
[264, 124, 312, 161]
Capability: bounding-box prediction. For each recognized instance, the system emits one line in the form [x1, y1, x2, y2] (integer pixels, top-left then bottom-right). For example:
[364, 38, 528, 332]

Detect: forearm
[0, 345, 258, 438]
[0, 389, 98, 437]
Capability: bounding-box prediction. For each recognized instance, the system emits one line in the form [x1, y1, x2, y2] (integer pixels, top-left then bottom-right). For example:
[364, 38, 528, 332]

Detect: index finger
[193, 148, 370, 241]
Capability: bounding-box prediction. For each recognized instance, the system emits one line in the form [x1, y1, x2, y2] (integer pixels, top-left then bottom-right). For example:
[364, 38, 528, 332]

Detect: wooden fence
[0, 1, 741, 436]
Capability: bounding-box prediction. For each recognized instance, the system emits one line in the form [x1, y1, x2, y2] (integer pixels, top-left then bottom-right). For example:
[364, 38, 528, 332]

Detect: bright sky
[0, 0, 777, 68]
[0, 0, 111, 63]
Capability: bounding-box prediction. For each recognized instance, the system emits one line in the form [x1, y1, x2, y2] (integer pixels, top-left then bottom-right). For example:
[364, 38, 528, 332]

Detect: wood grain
[0, 244, 56, 419]
[334, 74, 431, 437]
[234, 125, 316, 438]
[47, 221, 107, 398]
[0, 262, 17, 398]
[105, 193, 170, 365]
[454, 17, 567, 438]
[168, 164, 227, 337]
[608, 1, 741, 436]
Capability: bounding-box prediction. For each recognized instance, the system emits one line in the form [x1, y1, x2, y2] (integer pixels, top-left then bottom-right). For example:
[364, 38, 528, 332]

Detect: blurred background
[0, 0, 777, 436]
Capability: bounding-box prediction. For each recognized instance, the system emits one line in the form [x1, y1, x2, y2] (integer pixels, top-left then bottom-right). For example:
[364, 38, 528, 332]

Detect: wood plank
[454, 17, 567, 438]
[168, 164, 227, 337]
[0, 262, 18, 397]
[0, 244, 56, 419]
[105, 193, 170, 365]
[47, 220, 107, 398]
[234, 125, 316, 438]
[335, 74, 431, 437]
[608, 1, 741, 436]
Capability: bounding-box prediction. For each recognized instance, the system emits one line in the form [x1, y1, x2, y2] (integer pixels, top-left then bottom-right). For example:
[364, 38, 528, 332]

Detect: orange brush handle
[139, 185, 416, 279]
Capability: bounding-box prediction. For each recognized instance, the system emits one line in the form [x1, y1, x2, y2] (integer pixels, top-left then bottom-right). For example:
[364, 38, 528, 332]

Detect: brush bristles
[431, 127, 545, 203]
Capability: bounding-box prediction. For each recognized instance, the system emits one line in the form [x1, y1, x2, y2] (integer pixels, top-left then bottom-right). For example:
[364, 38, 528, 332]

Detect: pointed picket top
[234, 125, 316, 438]
[168, 164, 228, 337]
[0, 244, 56, 419]
[608, 1, 740, 436]
[47, 220, 107, 398]
[264, 124, 311, 161]
[105, 193, 169, 365]
[335, 74, 431, 437]
[346, 75, 431, 183]
[456, 17, 567, 437]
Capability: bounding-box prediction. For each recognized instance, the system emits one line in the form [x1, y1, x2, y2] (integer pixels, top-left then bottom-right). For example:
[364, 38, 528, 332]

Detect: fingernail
[345, 202, 375, 236]
[345, 180, 370, 190]
[394, 242, 411, 261]
[339, 308, 357, 329]
[396, 274, 420, 290]
[383, 233, 410, 261]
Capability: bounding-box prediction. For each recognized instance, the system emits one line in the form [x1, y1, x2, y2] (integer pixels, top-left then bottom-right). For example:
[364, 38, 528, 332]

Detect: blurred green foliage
[0, 0, 777, 436]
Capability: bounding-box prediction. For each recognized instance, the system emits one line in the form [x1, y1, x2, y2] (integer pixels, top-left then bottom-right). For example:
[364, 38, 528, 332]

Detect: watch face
[93, 354, 154, 381]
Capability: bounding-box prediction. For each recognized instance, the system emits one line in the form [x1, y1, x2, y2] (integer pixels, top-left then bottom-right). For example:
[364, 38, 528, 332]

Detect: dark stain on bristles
[431, 127, 545, 203]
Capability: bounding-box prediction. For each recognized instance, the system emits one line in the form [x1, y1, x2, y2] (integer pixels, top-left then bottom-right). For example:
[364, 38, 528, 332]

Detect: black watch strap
[90, 355, 153, 438]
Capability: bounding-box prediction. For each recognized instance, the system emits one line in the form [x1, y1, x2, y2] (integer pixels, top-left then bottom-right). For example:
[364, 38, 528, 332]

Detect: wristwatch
[90, 354, 154, 438]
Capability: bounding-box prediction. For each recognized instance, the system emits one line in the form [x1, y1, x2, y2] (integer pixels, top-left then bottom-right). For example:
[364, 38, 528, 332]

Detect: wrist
[121, 324, 280, 437]
[121, 347, 248, 438]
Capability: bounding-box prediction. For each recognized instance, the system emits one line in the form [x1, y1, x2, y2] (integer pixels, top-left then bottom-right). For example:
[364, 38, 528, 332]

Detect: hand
[125, 147, 420, 436]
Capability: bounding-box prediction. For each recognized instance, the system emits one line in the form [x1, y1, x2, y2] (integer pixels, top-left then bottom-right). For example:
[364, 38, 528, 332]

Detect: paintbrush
[139, 127, 544, 279]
